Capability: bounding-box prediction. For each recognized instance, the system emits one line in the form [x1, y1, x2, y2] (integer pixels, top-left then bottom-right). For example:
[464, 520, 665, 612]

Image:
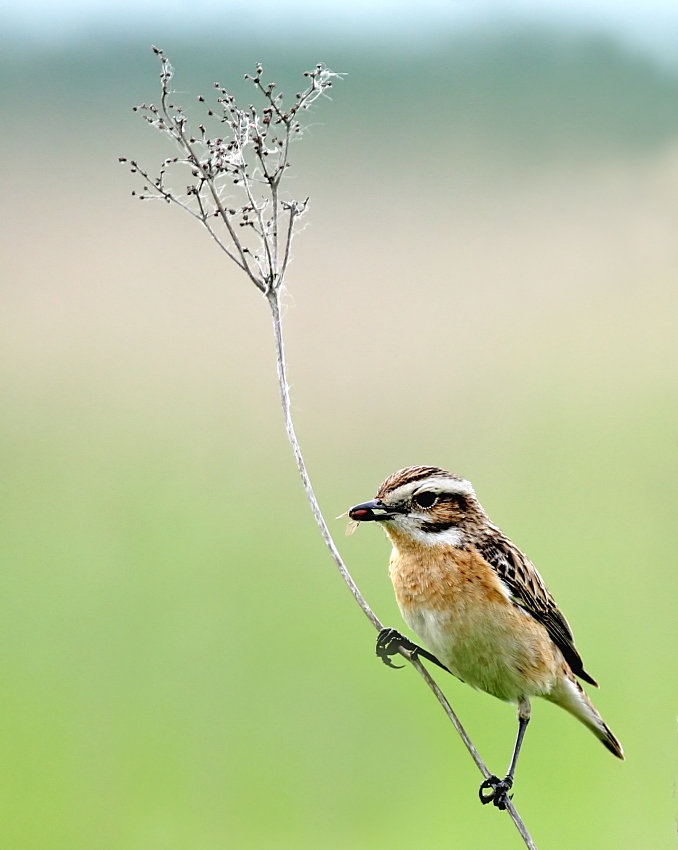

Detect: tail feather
[545, 674, 624, 760]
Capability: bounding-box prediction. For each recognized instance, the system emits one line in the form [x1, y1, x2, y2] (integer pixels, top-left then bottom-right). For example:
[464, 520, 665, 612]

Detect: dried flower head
[124, 46, 341, 297]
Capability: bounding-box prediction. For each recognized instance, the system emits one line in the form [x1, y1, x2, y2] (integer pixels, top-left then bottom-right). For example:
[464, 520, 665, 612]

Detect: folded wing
[476, 534, 598, 687]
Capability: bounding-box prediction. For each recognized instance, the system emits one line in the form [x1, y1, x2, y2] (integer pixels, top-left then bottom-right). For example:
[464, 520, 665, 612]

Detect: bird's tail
[545, 673, 624, 760]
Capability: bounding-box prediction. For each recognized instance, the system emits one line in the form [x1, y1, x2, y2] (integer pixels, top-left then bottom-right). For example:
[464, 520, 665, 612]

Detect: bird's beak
[347, 499, 399, 522]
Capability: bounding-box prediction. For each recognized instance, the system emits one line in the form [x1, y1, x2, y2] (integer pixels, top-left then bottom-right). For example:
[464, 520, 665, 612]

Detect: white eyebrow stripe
[386, 477, 474, 502]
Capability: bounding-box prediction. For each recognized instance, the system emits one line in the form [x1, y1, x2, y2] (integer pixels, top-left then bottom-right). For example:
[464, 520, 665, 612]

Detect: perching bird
[347, 465, 623, 809]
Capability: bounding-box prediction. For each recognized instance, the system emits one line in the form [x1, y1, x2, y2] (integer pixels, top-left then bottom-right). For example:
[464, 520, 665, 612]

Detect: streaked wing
[476, 534, 598, 687]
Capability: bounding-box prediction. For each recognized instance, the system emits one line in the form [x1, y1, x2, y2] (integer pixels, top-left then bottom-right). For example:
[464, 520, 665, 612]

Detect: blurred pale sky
[2, 0, 678, 64]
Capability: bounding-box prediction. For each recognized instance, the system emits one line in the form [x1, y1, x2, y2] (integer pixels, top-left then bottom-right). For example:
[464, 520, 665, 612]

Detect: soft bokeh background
[1, 2, 678, 848]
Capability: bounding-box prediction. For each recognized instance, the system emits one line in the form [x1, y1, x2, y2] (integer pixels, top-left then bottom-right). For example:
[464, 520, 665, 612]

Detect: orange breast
[389, 543, 509, 613]
[387, 542, 559, 701]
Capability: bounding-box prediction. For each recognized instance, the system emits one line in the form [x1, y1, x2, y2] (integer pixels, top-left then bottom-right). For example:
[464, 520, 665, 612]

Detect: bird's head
[347, 465, 485, 549]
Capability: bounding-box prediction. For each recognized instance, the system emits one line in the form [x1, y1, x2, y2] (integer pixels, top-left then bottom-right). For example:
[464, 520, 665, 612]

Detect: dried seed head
[130, 53, 340, 296]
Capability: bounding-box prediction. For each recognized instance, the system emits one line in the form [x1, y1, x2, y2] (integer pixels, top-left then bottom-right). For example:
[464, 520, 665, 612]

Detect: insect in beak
[336, 509, 361, 536]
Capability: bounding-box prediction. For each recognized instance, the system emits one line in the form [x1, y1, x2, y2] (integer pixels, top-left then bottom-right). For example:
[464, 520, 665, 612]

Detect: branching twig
[125, 48, 538, 850]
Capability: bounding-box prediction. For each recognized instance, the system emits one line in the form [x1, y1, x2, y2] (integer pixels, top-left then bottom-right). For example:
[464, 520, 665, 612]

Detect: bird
[347, 465, 623, 809]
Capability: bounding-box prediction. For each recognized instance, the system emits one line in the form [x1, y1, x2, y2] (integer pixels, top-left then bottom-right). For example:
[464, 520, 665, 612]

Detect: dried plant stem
[129, 51, 537, 849]
[267, 293, 379, 627]
[267, 290, 537, 850]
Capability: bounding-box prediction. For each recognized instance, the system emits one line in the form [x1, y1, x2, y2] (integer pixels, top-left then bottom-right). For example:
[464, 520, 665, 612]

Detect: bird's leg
[376, 627, 451, 673]
[479, 699, 531, 810]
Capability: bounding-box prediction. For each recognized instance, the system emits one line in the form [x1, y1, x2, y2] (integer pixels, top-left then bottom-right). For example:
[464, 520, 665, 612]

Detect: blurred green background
[1, 9, 678, 849]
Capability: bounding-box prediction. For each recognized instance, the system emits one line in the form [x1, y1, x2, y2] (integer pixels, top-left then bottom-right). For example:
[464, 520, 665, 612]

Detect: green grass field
[1, 29, 677, 848]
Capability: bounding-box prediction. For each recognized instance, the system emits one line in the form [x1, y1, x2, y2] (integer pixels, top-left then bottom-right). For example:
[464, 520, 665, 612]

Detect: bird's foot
[479, 774, 514, 810]
[376, 628, 411, 668]
[376, 628, 451, 673]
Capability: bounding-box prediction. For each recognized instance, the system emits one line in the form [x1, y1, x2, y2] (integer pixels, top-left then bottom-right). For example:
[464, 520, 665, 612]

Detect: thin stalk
[267, 291, 380, 627]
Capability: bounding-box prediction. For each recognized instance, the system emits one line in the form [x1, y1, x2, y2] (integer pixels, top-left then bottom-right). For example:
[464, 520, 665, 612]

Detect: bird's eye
[413, 491, 437, 509]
